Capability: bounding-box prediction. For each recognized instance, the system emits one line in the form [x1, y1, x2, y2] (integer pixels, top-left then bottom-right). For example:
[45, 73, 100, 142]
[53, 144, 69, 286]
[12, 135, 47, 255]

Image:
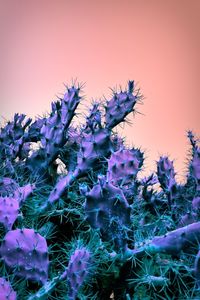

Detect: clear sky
[0, 0, 199, 183]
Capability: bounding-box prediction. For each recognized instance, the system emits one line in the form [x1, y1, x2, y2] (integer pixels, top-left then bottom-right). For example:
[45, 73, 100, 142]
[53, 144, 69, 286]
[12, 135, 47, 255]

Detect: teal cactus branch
[130, 222, 200, 257]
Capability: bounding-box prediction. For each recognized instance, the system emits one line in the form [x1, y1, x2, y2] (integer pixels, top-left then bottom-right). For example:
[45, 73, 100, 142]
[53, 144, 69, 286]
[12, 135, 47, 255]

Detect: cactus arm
[130, 222, 200, 257]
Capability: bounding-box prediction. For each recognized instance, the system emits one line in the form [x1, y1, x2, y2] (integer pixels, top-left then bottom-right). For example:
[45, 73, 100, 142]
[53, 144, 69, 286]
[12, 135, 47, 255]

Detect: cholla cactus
[0, 80, 200, 299]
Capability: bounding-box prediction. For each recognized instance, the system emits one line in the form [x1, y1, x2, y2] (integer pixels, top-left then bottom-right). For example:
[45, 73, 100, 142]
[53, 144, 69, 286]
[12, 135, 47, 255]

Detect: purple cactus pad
[0, 228, 49, 284]
[0, 277, 17, 300]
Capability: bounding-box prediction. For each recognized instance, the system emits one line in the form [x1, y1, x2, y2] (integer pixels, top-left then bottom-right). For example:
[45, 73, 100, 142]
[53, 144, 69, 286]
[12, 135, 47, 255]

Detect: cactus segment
[84, 175, 131, 252]
[105, 81, 139, 129]
[0, 229, 49, 284]
[0, 277, 17, 300]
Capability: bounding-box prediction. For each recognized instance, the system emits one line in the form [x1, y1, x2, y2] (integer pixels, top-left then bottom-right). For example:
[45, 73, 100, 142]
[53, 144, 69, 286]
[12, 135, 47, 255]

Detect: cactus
[0, 277, 17, 300]
[106, 147, 144, 186]
[0, 177, 35, 206]
[40, 81, 139, 212]
[194, 249, 200, 289]
[0, 114, 32, 176]
[148, 221, 200, 255]
[83, 175, 131, 252]
[192, 196, 200, 212]
[14, 183, 35, 206]
[26, 84, 83, 178]
[0, 80, 200, 299]
[187, 131, 200, 193]
[157, 156, 178, 208]
[46, 122, 111, 207]
[0, 197, 19, 230]
[104, 80, 139, 129]
[66, 247, 93, 299]
[0, 177, 19, 196]
[0, 228, 49, 284]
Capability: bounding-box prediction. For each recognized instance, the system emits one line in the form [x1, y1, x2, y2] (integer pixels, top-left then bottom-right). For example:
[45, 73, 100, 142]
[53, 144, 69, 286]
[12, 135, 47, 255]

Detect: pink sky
[0, 0, 199, 182]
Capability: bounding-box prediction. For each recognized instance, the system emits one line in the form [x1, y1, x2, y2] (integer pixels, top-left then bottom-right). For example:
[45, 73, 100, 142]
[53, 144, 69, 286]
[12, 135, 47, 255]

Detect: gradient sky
[0, 0, 199, 183]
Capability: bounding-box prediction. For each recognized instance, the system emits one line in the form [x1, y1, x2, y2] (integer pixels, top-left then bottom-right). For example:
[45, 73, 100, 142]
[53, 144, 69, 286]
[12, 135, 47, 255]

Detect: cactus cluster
[0, 80, 200, 299]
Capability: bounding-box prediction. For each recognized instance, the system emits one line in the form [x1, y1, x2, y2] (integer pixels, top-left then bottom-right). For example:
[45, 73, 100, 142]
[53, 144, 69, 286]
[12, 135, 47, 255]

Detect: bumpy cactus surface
[107, 148, 144, 186]
[0, 197, 19, 231]
[0, 80, 200, 299]
[0, 229, 49, 284]
[0, 277, 17, 300]
[66, 246, 93, 299]
[84, 175, 131, 252]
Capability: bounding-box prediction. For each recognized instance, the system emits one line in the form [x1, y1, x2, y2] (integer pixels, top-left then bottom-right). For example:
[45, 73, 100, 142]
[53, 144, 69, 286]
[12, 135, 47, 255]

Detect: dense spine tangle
[178, 211, 198, 227]
[0, 229, 49, 284]
[194, 249, 200, 289]
[192, 196, 200, 212]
